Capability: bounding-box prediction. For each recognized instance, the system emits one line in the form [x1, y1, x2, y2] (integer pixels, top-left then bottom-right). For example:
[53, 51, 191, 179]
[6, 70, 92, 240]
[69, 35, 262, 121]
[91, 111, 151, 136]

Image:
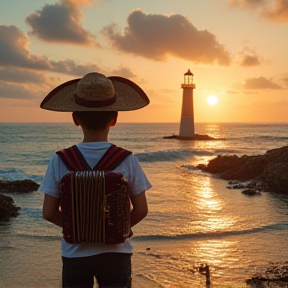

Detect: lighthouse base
[163, 133, 216, 140]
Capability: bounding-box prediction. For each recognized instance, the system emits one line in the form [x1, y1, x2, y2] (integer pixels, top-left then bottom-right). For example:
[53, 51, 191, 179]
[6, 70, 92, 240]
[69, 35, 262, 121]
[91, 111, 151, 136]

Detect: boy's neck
[82, 128, 109, 143]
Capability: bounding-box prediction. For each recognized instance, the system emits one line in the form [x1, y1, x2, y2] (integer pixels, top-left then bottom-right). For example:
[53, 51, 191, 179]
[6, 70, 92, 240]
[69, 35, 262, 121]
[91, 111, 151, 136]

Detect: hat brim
[40, 76, 150, 111]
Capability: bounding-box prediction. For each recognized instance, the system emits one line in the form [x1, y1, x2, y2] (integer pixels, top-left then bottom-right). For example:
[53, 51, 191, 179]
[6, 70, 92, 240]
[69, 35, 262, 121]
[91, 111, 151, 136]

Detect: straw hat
[40, 72, 150, 111]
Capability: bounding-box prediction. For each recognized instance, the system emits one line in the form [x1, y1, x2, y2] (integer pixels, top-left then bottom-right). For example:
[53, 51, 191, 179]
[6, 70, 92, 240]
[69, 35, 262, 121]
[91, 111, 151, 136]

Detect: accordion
[60, 171, 132, 244]
[56, 144, 133, 245]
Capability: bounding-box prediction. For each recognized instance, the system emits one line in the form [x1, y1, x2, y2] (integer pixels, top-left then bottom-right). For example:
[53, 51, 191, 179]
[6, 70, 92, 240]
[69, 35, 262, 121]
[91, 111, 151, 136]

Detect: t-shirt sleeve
[38, 154, 62, 198]
[116, 153, 152, 196]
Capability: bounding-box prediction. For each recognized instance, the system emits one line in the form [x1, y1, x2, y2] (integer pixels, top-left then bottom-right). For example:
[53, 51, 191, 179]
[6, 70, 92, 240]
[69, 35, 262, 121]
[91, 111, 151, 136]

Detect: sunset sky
[0, 0, 287, 123]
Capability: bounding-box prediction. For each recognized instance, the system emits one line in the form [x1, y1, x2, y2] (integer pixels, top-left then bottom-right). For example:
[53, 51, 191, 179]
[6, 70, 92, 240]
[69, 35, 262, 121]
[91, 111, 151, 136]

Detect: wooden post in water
[205, 264, 211, 286]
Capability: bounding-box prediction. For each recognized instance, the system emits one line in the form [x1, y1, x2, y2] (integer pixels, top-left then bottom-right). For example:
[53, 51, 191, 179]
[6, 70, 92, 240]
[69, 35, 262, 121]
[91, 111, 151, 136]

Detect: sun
[207, 95, 218, 106]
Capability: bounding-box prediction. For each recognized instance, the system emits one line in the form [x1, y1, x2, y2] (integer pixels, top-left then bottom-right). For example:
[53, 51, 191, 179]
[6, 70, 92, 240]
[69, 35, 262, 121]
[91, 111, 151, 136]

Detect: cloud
[226, 89, 241, 95]
[229, 0, 266, 9]
[0, 25, 52, 70]
[0, 25, 101, 76]
[0, 68, 46, 84]
[109, 66, 136, 78]
[64, 0, 93, 7]
[0, 81, 40, 100]
[263, 0, 288, 22]
[229, 0, 288, 22]
[240, 55, 262, 66]
[238, 47, 264, 66]
[283, 77, 288, 87]
[0, 24, 102, 100]
[25, 0, 97, 45]
[102, 10, 231, 65]
[0, 25, 140, 100]
[243, 77, 282, 89]
[50, 59, 101, 76]
[0, 67, 53, 100]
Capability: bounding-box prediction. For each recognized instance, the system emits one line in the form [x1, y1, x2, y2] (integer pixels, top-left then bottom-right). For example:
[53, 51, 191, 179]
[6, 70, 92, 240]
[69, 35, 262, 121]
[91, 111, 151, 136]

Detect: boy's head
[72, 111, 118, 131]
[40, 72, 149, 113]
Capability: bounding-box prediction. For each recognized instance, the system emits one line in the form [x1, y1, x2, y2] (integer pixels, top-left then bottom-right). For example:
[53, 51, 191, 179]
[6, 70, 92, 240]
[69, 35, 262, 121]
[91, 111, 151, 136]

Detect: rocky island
[163, 133, 216, 140]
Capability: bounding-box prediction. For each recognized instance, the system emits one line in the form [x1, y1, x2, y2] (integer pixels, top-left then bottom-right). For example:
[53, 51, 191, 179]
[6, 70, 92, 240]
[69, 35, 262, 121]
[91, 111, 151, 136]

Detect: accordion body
[56, 144, 133, 245]
[60, 171, 132, 244]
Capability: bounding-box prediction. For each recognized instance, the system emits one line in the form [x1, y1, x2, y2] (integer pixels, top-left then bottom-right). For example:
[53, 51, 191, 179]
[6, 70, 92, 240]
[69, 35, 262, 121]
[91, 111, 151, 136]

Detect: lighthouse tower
[179, 69, 196, 139]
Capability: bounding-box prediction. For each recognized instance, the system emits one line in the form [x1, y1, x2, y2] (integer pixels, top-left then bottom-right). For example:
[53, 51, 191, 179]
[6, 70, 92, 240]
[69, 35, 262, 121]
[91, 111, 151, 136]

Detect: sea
[0, 122, 288, 288]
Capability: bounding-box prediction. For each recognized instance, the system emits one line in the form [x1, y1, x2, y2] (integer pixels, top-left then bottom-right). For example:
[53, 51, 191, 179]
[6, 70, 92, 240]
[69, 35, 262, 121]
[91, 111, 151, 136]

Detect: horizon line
[1, 121, 288, 125]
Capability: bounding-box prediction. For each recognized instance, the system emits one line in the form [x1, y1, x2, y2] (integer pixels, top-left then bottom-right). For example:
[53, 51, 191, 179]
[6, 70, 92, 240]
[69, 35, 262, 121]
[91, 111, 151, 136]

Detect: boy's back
[39, 72, 151, 288]
[40, 141, 151, 257]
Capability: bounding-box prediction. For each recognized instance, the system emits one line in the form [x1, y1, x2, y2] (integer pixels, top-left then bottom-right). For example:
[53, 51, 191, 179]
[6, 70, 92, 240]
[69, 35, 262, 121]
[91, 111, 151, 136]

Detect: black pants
[62, 253, 132, 288]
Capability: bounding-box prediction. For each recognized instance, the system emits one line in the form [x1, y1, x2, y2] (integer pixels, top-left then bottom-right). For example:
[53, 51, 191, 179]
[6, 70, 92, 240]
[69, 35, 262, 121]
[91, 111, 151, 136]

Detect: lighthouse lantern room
[183, 69, 194, 85]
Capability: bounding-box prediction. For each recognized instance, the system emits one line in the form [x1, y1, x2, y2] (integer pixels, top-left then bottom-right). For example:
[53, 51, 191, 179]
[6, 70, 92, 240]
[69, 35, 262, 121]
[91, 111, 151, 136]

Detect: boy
[39, 72, 152, 288]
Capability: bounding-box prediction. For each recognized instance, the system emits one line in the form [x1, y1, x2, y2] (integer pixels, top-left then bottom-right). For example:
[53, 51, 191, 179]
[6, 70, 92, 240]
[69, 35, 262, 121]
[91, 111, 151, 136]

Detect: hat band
[73, 94, 117, 108]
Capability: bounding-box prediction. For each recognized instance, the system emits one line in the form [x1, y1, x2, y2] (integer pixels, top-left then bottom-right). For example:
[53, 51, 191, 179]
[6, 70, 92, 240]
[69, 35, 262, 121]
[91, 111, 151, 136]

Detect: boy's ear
[110, 113, 118, 127]
[72, 112, 80, 126]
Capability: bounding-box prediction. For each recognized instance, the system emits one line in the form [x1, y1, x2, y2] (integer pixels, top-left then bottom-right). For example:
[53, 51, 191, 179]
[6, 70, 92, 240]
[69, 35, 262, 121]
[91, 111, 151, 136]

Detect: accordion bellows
[60, 171, 132, 244]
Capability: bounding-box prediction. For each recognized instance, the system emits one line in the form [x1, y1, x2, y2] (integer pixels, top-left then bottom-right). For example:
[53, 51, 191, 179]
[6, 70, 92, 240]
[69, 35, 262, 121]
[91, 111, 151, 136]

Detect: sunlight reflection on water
[1, 123, 288, 287]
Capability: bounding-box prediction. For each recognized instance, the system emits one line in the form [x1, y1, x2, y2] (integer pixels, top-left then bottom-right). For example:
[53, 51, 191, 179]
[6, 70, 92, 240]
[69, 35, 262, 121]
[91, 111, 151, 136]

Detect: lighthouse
[179, 69, 196, 139]
[163, 69, 214, 140]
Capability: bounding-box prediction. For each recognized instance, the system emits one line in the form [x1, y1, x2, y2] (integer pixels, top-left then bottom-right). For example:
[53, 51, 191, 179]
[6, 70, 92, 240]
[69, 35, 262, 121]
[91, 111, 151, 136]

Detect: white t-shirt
[39, 142, 152, 258]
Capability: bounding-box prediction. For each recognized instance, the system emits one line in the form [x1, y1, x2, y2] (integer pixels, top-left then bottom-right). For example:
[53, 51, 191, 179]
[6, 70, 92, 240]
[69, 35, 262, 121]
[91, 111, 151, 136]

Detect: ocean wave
[0, 168, 26, 180]
[0, 168, 42, 182]
[14, 223, 288, 243]
[136, 149, 214, 162]
[21, 208, 42, 218]
[7, 222, 288, 245]
[258, 136, 288, 140]
[133, 222, 288, 241]
[229, 135, 288, 142]
[180, 164, 197, 171]
[34, 159, 50, 166]
[136, 147, 246, 163]
[212, 148, 248, 154]
[16, 233, 61, 241]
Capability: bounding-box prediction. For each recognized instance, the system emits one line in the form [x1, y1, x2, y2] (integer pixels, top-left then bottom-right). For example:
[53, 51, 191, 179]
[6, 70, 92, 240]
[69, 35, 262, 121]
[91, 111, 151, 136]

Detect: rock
[241, 189, 261, 196]
[163, 134, 217, 140]
[227, 180, 269, 192]
[0, 179, 39, 193]
[0, 193, 20, 222]
[246, 261, 288, 284]
[197, 145, 288, 194]
[0, 179, 39, 222]
[198, 154, 267, 181]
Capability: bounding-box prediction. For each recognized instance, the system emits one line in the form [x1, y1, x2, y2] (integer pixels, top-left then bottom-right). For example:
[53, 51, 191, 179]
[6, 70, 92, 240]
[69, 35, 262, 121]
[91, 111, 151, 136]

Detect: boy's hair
[73, 111, 118, 130]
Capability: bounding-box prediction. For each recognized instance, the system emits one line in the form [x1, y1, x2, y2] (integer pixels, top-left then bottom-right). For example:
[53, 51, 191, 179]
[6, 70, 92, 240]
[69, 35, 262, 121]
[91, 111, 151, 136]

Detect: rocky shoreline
[246, 261, 288, 287]
[0, 179, 40, 222]
[197, 145, 288, 195]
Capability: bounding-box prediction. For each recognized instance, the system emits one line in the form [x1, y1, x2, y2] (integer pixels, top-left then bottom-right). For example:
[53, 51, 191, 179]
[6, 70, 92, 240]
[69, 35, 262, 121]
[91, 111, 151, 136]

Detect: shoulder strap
[93, 145, 132, 171]
[56, 144, 132, 171]
[56, 145, 91, 171]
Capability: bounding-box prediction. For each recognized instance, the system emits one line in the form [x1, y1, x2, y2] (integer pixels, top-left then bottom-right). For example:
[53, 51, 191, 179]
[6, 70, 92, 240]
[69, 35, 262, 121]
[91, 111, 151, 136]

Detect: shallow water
[1, 123, 288, 287]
